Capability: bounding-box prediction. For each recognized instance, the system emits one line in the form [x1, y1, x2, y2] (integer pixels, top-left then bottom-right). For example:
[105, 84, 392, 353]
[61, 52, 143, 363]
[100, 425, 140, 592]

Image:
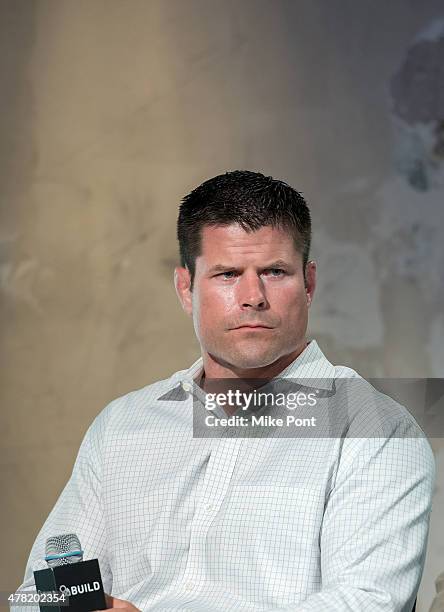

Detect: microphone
[33, 533, 107, 611]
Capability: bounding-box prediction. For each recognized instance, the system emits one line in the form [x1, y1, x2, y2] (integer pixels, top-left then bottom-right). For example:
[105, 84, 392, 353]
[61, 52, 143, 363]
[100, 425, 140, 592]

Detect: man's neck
[196, 340, 309, 392]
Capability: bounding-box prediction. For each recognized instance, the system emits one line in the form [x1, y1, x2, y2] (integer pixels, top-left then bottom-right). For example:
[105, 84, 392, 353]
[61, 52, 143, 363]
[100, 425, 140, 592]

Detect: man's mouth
[232, 324, 273, 330]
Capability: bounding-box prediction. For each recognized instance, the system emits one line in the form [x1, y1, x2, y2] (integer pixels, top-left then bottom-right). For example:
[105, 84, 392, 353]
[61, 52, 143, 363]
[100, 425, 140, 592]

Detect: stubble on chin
[210, 338, 282, 371]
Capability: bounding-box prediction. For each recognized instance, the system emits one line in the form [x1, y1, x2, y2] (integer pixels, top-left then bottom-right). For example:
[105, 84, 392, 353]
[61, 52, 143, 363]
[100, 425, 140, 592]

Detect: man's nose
[238, 273, 267, 309]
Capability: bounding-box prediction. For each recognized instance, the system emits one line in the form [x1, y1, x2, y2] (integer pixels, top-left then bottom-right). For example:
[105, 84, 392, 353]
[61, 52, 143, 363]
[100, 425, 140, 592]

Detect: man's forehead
[200, 223, 294, 246]
[197, 223, 301, 266]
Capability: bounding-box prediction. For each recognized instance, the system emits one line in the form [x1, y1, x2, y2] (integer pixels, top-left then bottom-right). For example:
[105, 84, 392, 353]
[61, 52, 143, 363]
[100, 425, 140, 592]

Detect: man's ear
[304, 260, 317, 307]
[174, 266, 193, 316]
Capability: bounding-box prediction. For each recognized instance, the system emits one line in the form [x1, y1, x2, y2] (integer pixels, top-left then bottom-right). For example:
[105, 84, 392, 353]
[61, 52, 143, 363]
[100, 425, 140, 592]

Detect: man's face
[175, 223, 316, 373]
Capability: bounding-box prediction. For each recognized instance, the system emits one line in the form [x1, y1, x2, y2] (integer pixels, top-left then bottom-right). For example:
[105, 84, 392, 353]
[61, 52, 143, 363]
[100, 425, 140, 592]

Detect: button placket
[179, 438, 243, 595]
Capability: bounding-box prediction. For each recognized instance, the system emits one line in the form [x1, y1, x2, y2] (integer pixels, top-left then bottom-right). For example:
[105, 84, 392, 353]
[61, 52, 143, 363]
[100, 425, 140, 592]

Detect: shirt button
[184, 582, 194, 591]
[181, 381, 192, 393]
[205, 504, 214, 512]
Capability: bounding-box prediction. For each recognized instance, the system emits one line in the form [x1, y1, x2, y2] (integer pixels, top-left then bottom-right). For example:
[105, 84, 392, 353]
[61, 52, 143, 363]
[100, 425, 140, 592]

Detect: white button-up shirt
[14, 340, 435, 611]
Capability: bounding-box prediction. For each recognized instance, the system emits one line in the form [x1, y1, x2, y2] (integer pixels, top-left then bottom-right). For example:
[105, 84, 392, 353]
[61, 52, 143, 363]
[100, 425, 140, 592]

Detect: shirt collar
[157, 339, 335, 401]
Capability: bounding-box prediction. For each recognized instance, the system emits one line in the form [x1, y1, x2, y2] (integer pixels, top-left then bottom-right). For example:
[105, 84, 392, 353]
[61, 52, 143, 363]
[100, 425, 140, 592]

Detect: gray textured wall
[1, 2, 443, 610]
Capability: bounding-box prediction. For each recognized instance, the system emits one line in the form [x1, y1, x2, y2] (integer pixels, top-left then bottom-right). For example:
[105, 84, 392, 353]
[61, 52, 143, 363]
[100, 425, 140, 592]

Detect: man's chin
[220, 352, 280, 373]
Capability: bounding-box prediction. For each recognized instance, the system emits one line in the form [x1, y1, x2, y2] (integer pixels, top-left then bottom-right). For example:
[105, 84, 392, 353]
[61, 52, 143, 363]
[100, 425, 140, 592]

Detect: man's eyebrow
[207, 264, 236, 274]
[265, 259, 292, 269]
[207, 259, 292, 274]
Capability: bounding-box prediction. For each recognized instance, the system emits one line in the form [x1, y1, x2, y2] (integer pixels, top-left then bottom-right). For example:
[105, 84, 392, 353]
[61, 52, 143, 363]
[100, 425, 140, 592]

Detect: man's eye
[264, 268, 285, 277]
[218, 271, 237, 279]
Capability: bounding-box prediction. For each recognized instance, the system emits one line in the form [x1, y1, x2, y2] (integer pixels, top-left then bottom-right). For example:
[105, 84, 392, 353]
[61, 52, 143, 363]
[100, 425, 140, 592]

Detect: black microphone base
[34, 559, 107, 611]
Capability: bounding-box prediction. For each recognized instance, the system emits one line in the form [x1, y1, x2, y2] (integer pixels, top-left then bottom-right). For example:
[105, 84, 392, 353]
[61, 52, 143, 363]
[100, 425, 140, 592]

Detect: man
[14, 171, 435, 611]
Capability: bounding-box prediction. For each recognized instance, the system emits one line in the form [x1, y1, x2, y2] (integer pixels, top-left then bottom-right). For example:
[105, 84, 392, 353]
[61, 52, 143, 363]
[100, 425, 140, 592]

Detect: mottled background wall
[1, 1, 443, 610]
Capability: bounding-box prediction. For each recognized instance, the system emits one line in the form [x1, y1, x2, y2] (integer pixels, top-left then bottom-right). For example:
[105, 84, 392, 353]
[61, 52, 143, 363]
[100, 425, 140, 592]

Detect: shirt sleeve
[266, 422, 436, 612]
[10, 400, 116, 612]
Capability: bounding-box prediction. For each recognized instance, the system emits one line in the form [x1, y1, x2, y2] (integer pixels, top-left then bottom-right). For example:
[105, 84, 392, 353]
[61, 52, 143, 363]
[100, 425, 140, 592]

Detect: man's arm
[11, 400, 116, 611]
[267, 423, 435, 611]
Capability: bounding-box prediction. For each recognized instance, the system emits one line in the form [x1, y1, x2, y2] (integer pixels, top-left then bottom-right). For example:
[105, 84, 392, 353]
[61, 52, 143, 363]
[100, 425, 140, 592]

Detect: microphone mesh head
[45, 533, 83, 568]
